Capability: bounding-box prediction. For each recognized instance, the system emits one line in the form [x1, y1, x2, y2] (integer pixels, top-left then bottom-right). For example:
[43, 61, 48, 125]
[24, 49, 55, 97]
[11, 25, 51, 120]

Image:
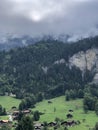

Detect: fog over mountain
[0, 0, 98, 38]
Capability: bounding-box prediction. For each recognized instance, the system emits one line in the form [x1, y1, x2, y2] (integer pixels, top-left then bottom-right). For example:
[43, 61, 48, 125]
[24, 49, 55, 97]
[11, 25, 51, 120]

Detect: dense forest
[0, 36, 98, 100]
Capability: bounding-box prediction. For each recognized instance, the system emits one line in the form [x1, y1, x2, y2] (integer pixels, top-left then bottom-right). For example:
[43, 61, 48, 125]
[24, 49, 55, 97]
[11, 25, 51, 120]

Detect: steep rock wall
[69, 48, 98, 83]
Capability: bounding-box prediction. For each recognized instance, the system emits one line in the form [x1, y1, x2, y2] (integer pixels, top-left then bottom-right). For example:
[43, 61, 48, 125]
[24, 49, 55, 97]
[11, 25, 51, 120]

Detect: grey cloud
[0, 0, 98, 36]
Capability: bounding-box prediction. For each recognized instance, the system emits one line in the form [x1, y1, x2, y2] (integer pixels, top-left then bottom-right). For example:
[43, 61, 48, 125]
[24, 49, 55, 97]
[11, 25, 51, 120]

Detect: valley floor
[32, 96, 98, 130]
[0, 96, 98, 130]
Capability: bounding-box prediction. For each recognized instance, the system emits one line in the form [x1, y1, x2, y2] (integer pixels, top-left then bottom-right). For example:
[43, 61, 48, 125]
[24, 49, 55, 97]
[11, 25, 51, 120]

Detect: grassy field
[0, 95, 97, 130]
[0, 96, 21, 120]
[0, 96, 21, 111]
[32, 96, 98, 130]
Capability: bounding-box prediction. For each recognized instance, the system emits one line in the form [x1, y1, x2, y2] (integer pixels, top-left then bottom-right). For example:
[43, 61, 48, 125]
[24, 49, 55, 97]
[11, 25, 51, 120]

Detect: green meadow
[0, 96, 21, 120]
[0, 95, 98, 130]
[32, 96, 98, 130]
[0, 96, 21, 111]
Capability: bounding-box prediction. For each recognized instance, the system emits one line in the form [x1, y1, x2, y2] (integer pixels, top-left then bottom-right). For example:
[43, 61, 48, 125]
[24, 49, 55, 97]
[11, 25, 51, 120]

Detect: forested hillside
[0, 36, 98, 99]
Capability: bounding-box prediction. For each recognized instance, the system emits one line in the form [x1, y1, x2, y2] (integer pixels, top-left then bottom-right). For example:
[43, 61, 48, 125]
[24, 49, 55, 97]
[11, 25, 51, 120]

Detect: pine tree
[16, 116, 34, 130]
[95, 101, 98, 115]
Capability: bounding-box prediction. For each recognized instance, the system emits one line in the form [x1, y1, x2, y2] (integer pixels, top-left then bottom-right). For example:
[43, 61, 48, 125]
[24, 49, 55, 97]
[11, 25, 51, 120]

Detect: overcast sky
[0, 0, 98, 37]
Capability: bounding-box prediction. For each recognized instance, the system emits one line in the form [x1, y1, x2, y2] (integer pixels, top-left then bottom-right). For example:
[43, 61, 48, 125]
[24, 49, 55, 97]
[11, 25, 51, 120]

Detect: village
[0, 107, 81, 130]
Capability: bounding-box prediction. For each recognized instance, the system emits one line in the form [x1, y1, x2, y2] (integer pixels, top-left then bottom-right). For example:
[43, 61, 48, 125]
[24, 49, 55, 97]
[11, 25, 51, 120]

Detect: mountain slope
[0, 36, 98, 98]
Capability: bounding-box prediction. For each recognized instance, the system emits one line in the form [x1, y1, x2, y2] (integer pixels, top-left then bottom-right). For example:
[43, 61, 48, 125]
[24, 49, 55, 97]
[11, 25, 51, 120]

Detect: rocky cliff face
[69, 48, 98, 83]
